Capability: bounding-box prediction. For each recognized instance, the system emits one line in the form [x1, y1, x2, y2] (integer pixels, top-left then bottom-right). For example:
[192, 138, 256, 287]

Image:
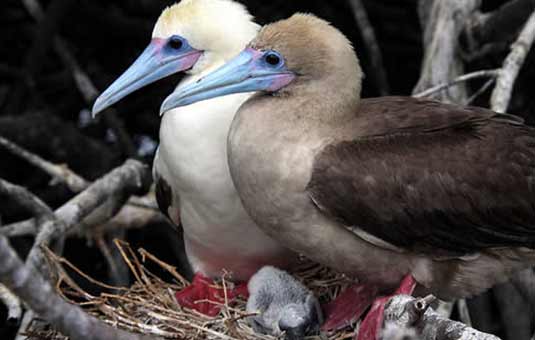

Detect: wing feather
[307, 97, 535, 257]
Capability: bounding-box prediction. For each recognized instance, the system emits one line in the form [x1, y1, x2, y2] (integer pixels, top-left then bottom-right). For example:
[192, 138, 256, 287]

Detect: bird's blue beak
[160, 48, 295, 115]
[92, 37, 202, 116]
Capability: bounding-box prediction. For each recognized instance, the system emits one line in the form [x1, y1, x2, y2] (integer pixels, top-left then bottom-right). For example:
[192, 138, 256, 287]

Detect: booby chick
[246, 266, 322, 340]
[161, 13, 535, 339]
[92, 0, 295, 316]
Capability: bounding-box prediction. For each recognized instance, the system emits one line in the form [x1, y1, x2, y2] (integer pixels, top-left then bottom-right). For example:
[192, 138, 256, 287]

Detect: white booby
[92, 0, 295, 316]
[161, 13, 535, 338]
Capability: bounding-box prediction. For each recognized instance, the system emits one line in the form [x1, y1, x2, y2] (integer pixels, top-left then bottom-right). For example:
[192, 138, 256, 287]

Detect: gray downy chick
[246, 266, 323, 340]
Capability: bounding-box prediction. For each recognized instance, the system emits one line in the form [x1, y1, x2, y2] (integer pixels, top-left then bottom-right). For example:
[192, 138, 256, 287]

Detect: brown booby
[160, 13, 535, 338]
[92, 0, 295, 316]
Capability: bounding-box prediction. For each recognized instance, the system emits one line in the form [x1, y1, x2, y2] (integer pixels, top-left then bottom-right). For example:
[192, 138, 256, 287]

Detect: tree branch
[0, 284, 22, 324]
[0, 159, 152, 237]
[490, 10, 535, 113]
[0, 234, 159, 340]
[382, 295, 501, 340]
[0, 135, 88, 192]
[413, 0, 482, 103]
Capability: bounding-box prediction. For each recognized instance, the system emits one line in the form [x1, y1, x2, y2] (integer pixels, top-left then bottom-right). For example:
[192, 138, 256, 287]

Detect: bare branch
[0, 284, 22, 324]
[0, 234, 159, 340]
[347, 0, 390, 95]
[491, 10, 535, 112]
[413, 0, 482, 103]
[0, 135, 88, 192]
[0, 135, 157, 214]
[0, 177, 67, 281]
[382, 295, 501, 340]
[0, 160, 151, 237]
[0, 178, 53, 219]
[15, 310, 36, 340]
[413, 69, 500, 99]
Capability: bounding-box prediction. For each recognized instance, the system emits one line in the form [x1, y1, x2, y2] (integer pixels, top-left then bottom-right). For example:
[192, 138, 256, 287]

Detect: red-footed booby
[161, 13, 535, 339]
[92, 0, 295, 316]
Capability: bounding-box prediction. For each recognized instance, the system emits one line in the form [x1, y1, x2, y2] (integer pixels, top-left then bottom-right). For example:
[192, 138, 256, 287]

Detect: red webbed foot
[321, 283, 379, 331]
[175, 273, 249, 316]
[356, 275, 417, 340]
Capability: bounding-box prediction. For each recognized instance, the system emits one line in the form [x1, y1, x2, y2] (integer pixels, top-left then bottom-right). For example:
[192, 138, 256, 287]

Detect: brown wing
[307, 97, 535, 257]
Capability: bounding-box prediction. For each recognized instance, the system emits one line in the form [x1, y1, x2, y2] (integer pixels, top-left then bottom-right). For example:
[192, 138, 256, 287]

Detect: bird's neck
[242, 78, 361, 132]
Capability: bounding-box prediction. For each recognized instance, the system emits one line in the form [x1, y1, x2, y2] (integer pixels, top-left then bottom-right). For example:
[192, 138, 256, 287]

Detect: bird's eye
[168, 36, 184, 50]
[264, 51, 282, 66]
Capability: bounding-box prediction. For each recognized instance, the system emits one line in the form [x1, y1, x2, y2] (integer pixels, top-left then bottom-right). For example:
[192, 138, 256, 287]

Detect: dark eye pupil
[169, 38, 183, 50]
[266, 54, 280, 66]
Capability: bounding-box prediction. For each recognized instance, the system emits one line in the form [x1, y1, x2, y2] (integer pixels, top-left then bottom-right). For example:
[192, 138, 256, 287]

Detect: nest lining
[23, 240, 357, 340]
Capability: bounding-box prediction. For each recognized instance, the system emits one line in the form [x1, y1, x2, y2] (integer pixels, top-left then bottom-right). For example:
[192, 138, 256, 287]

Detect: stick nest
[21, 240, 356, 340]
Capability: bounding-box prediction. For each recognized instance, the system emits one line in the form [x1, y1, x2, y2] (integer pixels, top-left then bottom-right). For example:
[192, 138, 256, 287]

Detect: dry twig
[413, 69, 500, 99]
[21, 244, 503, 340]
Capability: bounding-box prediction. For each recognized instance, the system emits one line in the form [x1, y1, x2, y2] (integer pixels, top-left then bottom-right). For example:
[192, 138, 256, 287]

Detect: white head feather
[152, 0, 260, 75]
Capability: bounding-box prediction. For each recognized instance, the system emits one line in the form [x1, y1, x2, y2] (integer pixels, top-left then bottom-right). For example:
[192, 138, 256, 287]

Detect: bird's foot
[175, 273, 248, 316]
[356, 275, 417, 340]
[321, 283, 378, 331]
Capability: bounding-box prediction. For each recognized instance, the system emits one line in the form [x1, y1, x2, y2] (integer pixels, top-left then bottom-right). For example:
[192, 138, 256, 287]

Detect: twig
[413, 69, 500, 98]
[466, 77, 496, 104]
[347, 0, 390, 95]
[0, 235, 159, 340]
[490, 10, 535, 112]
[0, 284, 22, 324]
[0, 135, 88, 192]
[95, 234, 129, 286]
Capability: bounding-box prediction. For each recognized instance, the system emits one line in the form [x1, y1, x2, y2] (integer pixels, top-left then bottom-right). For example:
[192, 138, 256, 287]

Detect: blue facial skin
[160, 48, 295, 115]
[92, 35, 202, 116]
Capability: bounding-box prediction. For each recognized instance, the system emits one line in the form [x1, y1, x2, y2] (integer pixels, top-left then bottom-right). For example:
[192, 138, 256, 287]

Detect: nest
[23, 240, 356, 340]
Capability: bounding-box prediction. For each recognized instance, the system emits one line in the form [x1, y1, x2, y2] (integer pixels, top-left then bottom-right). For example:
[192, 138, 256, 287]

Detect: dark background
[1, 0, 534, 339]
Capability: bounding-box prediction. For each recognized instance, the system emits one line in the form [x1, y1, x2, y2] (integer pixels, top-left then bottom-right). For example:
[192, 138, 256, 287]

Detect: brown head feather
[250, 13, 362, 105]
